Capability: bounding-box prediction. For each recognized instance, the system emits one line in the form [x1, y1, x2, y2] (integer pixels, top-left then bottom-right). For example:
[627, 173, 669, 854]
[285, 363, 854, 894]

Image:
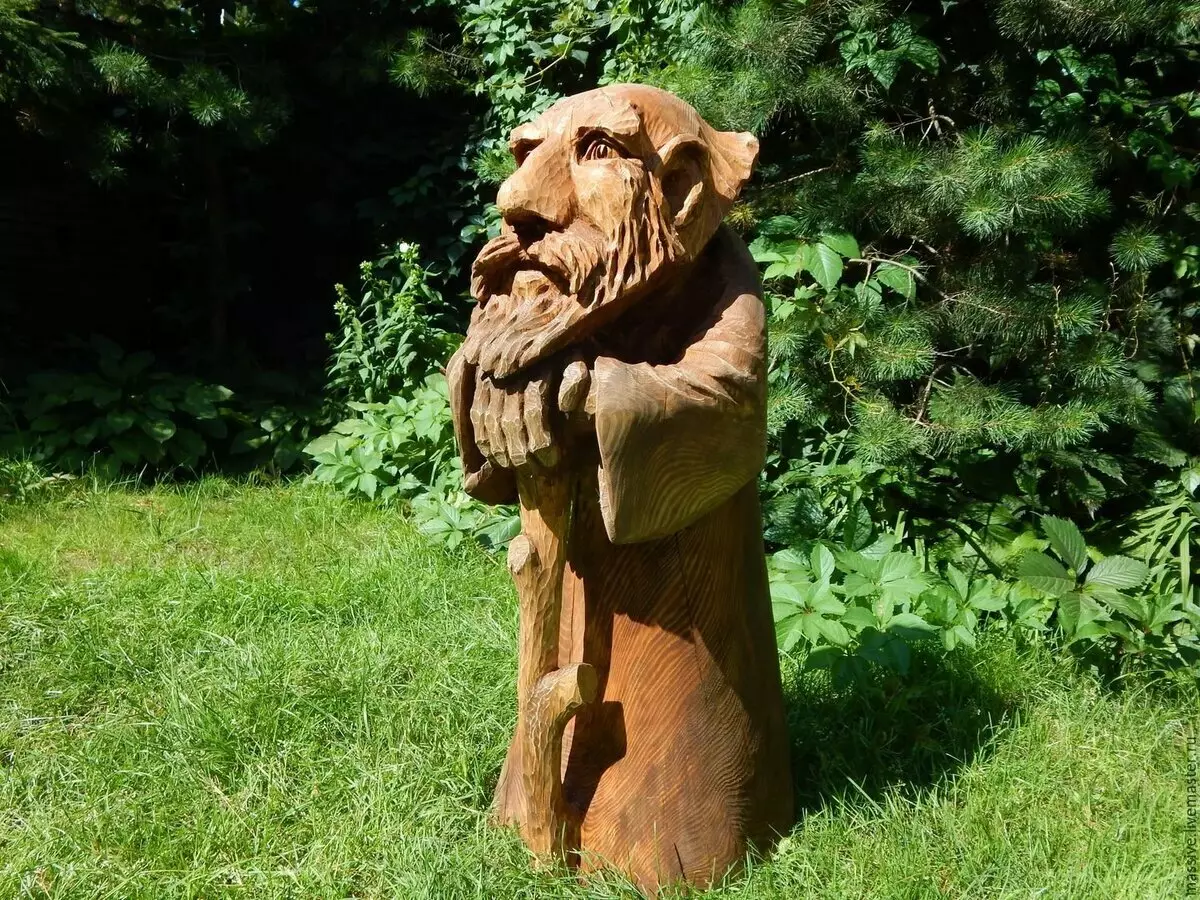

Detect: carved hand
[468, 358, 595, 471]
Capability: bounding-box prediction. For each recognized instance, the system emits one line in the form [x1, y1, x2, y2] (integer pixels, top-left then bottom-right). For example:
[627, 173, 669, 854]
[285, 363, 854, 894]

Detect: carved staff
[492, 361, 596, 859]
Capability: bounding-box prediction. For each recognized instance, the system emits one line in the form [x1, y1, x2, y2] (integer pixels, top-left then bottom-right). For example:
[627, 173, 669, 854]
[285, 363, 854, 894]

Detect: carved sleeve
[593, 287, 767, 544]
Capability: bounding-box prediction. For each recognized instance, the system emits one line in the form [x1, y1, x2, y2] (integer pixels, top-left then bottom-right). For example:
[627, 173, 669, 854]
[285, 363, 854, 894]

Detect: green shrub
[770, 516, 1022, 686]
[325, 242, 460, 406]
[1019, 515, 1199, 682]
[305, 375, 456, 504]
[305, 243, 519, 551]
[10, 336, 234, 474]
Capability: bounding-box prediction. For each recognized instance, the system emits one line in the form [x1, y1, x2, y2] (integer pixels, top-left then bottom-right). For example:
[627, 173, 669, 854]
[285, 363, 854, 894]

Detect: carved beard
[461, 178, 682, 381]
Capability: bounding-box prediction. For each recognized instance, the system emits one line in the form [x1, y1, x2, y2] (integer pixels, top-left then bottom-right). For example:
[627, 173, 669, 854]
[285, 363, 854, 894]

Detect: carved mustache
[463, 193, 678, 380]
[470, 223, 607, 306]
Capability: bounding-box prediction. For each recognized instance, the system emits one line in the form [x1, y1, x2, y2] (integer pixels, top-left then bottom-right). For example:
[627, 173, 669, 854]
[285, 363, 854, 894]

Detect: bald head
[463, 85, 758, 380]
[497, 84, 758, 258]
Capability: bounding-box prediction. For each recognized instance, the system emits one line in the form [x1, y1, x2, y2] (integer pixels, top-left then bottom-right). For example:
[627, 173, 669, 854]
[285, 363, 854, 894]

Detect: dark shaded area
[784, 644, 1020, 817]
[0, 2, 479, 393]
[0, 104, 474, 384]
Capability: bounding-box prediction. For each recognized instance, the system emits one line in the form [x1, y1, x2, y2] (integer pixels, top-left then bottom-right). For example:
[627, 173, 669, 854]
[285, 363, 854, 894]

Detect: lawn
[0, 481, 1192, 898]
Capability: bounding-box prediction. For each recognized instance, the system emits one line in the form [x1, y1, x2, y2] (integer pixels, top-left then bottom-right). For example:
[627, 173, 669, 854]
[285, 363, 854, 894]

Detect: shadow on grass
[783, 644, 1021, 819]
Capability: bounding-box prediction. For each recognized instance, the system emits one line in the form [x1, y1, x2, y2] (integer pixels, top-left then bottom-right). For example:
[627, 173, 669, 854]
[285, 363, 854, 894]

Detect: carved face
[462, 84, 758, 382]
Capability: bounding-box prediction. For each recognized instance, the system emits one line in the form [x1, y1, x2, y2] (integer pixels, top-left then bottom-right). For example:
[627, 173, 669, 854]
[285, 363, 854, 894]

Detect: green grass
[0, 480, 1193, 898]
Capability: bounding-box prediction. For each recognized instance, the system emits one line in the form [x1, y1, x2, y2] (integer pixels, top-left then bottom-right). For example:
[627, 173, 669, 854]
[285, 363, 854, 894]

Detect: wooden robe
[448, 226, 793, 891]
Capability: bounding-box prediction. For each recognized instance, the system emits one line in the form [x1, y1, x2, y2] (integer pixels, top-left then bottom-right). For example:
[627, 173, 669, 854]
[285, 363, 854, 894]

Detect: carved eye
[579, 133, 626, 162]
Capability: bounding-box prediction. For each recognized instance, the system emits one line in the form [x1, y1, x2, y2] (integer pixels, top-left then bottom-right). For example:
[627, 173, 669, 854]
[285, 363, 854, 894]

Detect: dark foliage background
[2, 0, 1197, 686]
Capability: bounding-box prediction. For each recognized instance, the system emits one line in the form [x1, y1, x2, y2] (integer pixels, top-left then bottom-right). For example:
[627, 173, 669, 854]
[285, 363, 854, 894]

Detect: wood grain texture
[446, 84, 792, 893]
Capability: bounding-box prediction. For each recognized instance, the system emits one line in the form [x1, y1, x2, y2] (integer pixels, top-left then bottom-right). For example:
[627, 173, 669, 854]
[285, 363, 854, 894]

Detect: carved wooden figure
[446, 84, 793, 892]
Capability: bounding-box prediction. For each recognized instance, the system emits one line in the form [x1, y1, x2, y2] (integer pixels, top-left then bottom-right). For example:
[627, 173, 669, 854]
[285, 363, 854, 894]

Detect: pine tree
[641, 0, 1199, 525]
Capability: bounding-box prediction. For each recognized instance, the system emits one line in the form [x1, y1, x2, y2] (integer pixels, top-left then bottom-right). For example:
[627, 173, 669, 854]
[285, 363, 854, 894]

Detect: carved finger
[524, 378, 558, 468]
[470, 377, 493, 460]
[480, 301, 528, 376]
[500, 386, 529, 468]
[558, 359, 591, 413]
[484, 379, 510, 468]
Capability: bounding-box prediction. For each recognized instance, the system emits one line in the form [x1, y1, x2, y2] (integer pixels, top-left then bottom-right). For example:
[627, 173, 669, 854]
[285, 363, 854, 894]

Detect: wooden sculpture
[446, 83, 793, 891]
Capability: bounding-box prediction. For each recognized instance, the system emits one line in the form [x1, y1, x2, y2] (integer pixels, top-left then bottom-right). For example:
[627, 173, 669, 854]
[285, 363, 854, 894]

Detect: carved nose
[497, 160, 571, 237]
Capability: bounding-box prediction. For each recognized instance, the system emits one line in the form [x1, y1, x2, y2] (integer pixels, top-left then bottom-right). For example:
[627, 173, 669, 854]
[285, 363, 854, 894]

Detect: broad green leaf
[770, 581, 806, 606]
[800, 613, 822, 644]
[769, 548, 809, 574]
[923, 589, 955, 624]
[73, 422, 100, 446]
[801, 241, 843, 291]
[887, 612, 937, 639]
[903, 35, 940, 72]
[110, 433, 146, 464]
[835, 548, 876, 576]
[968, 585, 1007, 612]
[1073, 621, 1110, 642]
[140, 414, 176, 443]
[881, 579, 928, 605]
[1057, 592, 1082, 634]
[810, 592, 845, 616]
[863, 632, 911, 674]
[879, 551, 922, 583]
[169, 427, 206, 466]
[803, 646, 840, 670]
[855, 279, 884, 308]
[873, 594, 893, 622]
[1104, 593, 1147, 623]
[814, 616, 851, 646]
[357, 472, 378, 500]
[841, 606, 876, 629]
[945, 564, 969, 601]
[1042, 515, 1088, 571]
[303, 433, 341, 457]
[1149, 602, 1186, 631]
[842, 573, 878, 599]
[819, 232, 860, 259]
[106, 409, 136, 433]
[810, 544, 835, 583]
[30, 415, 61, 432]
[875, 262, 916, 299]
[842, 503, 874, 551]
[866, 50, 900, 88]
[1085, 555, 1149, 590]
[763, 260, 797, 281]
[1019, 553, 1075, 598]
[351, 445, 383, 472]
[1077, 594, 1108, 630]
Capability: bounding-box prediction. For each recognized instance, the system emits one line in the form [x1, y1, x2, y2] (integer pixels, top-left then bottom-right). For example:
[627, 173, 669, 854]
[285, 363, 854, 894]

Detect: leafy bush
[772, 500, 1200, 689]
[9, 336, 234, 474]
[305, 243, 519, 551]
[325, 242, 460, 406]
[226, 374, 332, 476]
[770, 517, 1019, 687]
[306, 375, 456, 504]
[1019, 515, 1199, 681]
[305, 373, 519, 551]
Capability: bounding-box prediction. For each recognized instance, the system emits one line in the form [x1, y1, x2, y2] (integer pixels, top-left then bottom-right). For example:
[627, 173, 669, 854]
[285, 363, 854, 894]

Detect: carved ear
[658, 134, 710, 230]
[707, 129, 759, 209]
[658, 129, 758, 255]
